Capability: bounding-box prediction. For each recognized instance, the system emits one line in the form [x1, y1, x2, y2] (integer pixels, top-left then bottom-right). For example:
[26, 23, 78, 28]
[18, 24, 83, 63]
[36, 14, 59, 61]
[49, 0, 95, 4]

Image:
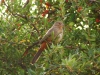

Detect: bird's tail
[31, 50, 43, 64]
[31, 42, 47, 65]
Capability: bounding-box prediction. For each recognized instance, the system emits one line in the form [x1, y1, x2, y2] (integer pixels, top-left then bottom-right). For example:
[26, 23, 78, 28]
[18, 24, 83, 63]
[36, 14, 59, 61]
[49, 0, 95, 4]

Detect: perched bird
[31, 21, 64, 65]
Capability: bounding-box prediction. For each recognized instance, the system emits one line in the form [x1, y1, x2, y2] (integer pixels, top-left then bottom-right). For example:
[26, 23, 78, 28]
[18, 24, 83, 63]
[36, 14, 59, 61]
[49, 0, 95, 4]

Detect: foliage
[0, 0, 100, 75]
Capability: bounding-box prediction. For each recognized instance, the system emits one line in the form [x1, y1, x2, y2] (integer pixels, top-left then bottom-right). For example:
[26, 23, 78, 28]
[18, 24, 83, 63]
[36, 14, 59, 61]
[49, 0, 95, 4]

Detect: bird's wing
[40, 28, 54, 43]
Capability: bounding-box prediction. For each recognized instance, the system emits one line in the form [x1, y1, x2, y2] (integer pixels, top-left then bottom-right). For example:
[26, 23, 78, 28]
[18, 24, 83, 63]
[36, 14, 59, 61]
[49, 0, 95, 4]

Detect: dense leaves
[0, 0, 100, 75]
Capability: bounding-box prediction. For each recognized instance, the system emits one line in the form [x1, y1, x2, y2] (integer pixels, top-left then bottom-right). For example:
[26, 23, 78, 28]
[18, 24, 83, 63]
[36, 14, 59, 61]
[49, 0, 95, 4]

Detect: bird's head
[53, 21, 64, 29]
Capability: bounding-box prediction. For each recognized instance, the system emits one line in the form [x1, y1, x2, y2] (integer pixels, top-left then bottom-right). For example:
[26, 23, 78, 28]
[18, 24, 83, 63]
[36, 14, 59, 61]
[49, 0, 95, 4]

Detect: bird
[31, 21, 64, 65]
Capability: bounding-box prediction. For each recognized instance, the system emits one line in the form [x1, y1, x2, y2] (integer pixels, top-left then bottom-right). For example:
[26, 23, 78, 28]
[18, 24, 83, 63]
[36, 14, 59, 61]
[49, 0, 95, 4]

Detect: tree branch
[22, 40, 40, 58]
[31, 23, 40, 35]
[3, 0, 27, 20]
[23, 0, 29, 8]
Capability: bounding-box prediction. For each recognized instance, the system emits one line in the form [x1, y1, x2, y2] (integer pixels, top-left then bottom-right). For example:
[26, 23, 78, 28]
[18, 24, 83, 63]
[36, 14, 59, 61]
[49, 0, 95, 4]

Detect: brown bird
[31, 21, 64, 65]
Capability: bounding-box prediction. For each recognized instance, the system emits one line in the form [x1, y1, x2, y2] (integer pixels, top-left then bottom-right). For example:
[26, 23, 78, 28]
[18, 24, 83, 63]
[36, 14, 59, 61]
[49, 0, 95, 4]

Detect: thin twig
[23, 0, 29, 8]
[12, 13, 27, 20]
[31, 23, 40, 35]
[94, 54, 100, 59]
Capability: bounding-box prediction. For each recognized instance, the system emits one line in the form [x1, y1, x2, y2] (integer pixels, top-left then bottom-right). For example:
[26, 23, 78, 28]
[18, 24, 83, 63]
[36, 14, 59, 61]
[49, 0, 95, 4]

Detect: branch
[3, 0, 27, 20]
[23, 0, 29, 8]
[94, 54, 100, 59]
[31, 23, 40, 35]
[12, 13, 27, 20]
[65, 45, 78, 49]
[22, 40, 40, 58]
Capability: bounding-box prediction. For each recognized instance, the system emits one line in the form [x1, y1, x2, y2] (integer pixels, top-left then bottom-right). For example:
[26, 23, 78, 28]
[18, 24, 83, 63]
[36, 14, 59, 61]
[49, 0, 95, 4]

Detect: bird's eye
[58, 22, 61, 24]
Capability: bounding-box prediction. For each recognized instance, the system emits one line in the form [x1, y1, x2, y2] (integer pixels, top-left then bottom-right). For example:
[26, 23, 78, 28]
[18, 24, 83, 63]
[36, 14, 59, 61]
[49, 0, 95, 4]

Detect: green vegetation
[0, 0, 100, 75]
